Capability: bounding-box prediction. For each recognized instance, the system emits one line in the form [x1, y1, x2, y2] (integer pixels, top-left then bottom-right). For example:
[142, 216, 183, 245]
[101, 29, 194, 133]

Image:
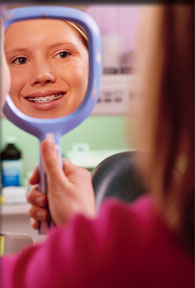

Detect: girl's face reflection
[4, 19, 89, 119]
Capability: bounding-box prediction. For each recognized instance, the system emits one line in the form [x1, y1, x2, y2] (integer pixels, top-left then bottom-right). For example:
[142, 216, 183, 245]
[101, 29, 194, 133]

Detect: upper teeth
[27, 93, 64, 103]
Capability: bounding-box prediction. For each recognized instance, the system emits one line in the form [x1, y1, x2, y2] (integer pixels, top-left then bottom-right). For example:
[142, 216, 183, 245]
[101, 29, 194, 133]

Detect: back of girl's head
[134, 5, 194, 254]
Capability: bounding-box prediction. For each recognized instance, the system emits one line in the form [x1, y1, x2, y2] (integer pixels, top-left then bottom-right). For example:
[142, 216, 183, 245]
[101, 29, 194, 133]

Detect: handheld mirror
[2, 6, 102, 233]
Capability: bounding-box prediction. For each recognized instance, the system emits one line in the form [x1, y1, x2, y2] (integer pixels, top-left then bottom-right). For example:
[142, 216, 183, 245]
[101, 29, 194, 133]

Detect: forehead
[5, 19, 82, 47]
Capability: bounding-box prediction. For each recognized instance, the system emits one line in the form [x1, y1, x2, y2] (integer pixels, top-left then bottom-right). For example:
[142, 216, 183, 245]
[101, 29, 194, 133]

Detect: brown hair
[134, 5, 194, 253]
[66, 21, 88, 48]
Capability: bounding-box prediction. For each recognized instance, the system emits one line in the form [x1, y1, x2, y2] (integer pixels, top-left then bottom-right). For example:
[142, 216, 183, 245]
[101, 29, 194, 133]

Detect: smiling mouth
[25, 92, 65, 103]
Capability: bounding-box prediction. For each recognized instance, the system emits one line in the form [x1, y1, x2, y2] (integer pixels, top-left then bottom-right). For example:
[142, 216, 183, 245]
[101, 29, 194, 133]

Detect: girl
[1, 5, 193, 287]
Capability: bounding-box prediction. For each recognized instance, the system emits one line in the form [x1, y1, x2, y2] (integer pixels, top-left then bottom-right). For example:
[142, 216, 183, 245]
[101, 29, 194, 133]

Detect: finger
[30, 218, 40, 230]
[28, 205, 49, 222]
[27, 187, 48, 207]
[41, 140, 68, 189]
[41, 140, 64, 176]
[29, 166, 39, 185]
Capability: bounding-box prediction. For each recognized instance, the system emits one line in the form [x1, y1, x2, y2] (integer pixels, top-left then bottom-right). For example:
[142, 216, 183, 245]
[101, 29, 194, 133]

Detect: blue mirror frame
[2, 5, 102, 145]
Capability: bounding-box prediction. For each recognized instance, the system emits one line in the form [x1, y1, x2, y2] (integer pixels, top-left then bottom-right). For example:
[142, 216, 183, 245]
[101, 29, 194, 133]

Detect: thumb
[41, 140, 65, 181]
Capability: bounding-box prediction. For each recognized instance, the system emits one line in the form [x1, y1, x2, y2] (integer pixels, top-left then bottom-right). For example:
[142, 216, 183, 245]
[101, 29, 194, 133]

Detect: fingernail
[36, 197, 45, 206]
[30, 218, 35, 225]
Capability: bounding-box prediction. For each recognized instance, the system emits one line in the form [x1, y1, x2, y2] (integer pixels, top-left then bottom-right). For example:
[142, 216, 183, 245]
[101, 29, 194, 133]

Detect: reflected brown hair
[66, 21, 88, 48]
[135, 5, 194, 253]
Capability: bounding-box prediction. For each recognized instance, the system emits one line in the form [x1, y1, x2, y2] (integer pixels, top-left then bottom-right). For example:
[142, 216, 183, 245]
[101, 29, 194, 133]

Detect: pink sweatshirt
[1, 196, 193, 288]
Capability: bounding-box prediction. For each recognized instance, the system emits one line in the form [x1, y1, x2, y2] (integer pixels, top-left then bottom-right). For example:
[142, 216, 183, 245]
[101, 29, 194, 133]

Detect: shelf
[66, 149, 128, 169]
[1, 203, 29, 216]
[92, 74, 136, 115]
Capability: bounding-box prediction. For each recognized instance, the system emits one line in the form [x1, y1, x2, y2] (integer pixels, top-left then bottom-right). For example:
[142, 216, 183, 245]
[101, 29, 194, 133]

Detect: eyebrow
[5, 48, 30, 54]
[5, 42, 78, 55]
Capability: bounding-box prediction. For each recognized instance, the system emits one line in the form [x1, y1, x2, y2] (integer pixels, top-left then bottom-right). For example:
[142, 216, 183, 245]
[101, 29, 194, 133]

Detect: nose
[30, 63, 56, 87]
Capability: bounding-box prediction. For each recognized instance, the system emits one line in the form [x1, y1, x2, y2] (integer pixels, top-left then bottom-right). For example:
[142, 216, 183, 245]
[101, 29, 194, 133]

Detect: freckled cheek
[9, 69, 28, 96]
[59, 63, 88, 90]
[70, 70, 88, 89]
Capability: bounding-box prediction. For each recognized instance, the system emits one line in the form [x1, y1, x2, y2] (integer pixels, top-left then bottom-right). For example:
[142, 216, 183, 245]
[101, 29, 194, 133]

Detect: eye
[55, 51, 72, 59]
[11, 57, 27, 65]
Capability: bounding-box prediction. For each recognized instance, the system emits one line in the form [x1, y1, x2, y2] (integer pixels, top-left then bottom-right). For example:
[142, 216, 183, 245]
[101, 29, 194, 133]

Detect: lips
[24, 90, 66, 103]
[23, 90, 67, 112]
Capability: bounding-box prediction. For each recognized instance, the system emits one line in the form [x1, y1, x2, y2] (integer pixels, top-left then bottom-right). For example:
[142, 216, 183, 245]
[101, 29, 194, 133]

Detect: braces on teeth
[27, 93, 64, 103]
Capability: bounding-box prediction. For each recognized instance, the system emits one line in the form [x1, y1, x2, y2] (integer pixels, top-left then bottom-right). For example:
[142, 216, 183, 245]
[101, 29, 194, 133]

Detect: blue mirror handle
[38, 170, 51, 234]
[38, 134, 61, 234]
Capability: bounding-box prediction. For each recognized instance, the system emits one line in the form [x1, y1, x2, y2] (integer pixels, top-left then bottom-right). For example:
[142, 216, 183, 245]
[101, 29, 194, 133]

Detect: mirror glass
[4, 18, 89, 119]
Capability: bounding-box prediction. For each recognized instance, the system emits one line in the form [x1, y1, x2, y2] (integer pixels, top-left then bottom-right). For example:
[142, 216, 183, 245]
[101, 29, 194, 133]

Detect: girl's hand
[27, 140, 96, 229]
